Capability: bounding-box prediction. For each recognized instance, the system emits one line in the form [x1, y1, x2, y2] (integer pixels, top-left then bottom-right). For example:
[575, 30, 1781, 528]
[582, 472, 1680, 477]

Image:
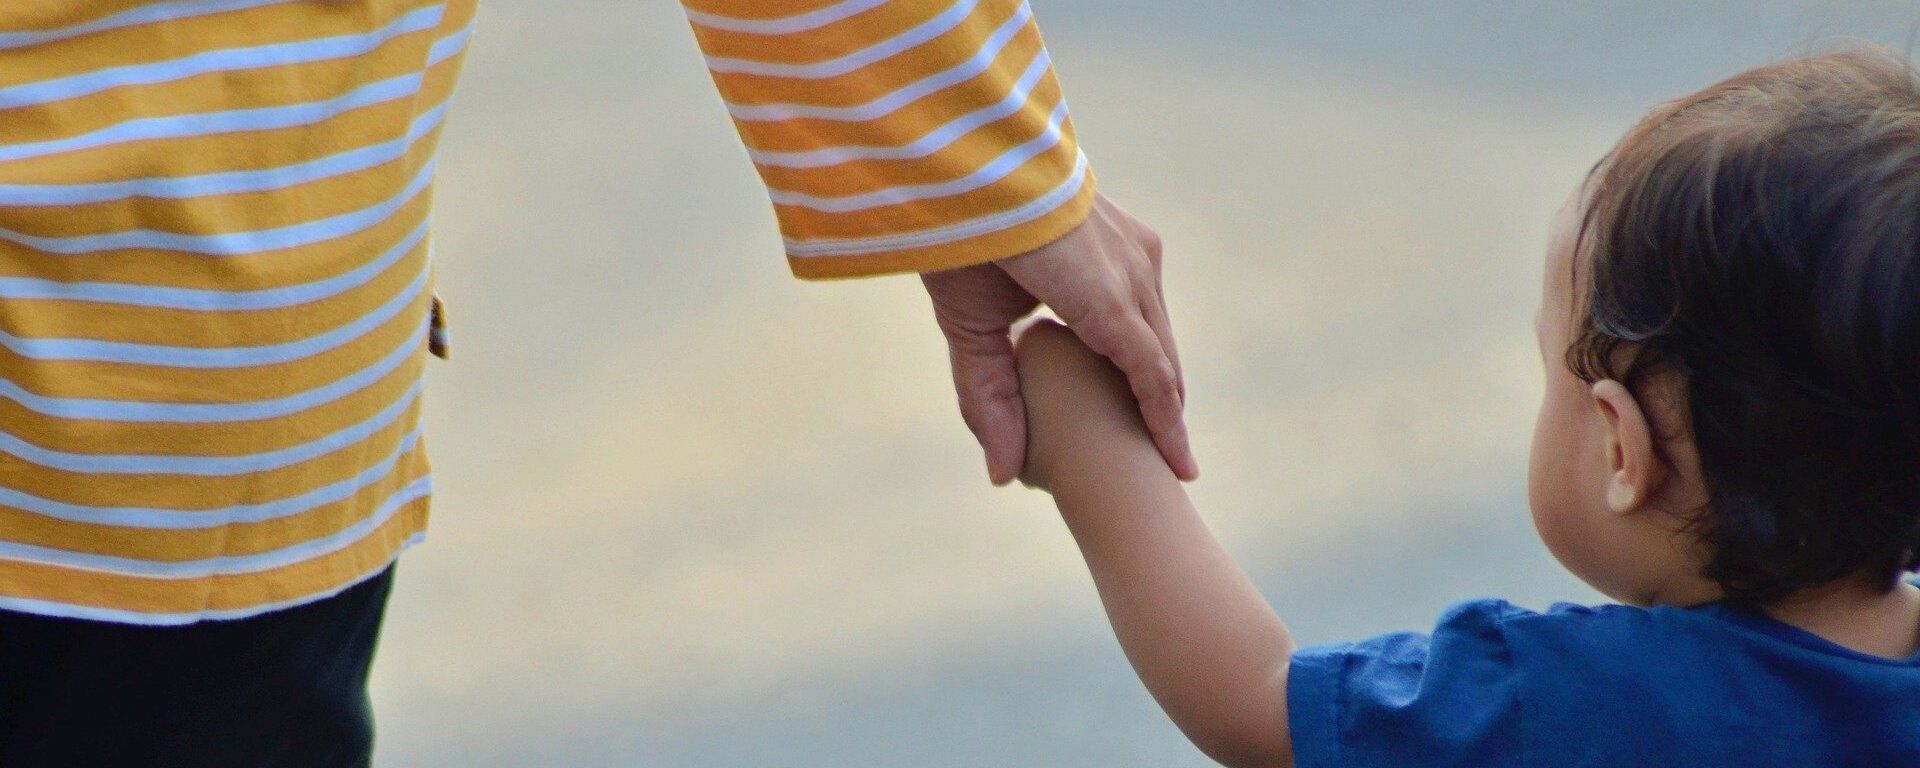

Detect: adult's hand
[922, 193, 1197, 486]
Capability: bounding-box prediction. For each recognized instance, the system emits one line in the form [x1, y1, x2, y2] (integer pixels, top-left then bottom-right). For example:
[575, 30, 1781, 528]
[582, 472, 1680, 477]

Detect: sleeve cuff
[784, 160, 1096, 280]
[1286, 643, 1352, 768]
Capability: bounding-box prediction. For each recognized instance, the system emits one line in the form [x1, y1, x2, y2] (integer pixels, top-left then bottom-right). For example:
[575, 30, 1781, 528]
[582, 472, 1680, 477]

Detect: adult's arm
[680, 0, 1195, 482]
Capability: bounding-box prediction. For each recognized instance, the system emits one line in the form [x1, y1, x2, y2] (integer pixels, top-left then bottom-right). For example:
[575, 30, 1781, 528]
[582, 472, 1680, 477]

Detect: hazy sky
[370, 3, 1920, 765]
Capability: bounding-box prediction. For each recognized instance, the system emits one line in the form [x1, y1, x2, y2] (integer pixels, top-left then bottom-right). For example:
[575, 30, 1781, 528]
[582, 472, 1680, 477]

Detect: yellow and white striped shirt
[0, 0, 1093, 624]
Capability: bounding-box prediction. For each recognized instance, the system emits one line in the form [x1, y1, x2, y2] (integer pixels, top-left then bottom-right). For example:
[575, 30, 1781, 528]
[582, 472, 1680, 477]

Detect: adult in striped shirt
[0, 1, 1191, 764]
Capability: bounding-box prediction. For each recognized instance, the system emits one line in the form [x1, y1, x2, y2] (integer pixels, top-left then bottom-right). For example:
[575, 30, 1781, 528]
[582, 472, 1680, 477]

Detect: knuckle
[956, 401, 990, 435]
[956, 389, 1011, 430]
[1065, 311, 1120, 351]
[1084, 288, 1133, 323]
[1136, 226, 1165, 267]
[1132, 362, 1180, 401]
[978, 373, 1022, 403]
[1143, 375, 1180, 406]
[1077, 321, 1131, 359]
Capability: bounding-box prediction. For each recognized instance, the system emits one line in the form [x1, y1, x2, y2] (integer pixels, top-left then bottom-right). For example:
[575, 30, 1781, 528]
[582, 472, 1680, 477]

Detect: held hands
[1013, 319, 1156, 491]
[922, 193, 1196, 485]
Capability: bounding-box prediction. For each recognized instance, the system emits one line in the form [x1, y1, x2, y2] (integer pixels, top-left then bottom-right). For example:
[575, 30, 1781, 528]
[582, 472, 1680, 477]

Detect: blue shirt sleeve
[1288, 600, 1529, 768]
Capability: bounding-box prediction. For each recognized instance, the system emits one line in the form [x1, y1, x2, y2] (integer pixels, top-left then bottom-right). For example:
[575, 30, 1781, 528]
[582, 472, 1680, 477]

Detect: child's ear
[1591, 379, 1666, 514]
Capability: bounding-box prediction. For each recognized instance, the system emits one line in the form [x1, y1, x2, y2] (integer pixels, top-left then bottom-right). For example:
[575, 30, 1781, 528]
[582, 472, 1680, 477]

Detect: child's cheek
[1527, 383, 1604, 587]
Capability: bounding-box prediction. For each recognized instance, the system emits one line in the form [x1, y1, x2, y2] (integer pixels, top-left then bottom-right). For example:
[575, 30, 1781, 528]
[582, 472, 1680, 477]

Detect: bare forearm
[1016, 321, 1293, 766]
[1048, 431, 1294, 767]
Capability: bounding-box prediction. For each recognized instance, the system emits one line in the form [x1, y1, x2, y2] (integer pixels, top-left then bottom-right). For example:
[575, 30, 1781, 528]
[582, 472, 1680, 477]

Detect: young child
[1014, 46, 1920, 768]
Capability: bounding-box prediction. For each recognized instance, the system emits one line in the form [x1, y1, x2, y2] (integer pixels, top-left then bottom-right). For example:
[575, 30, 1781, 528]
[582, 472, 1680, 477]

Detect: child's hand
[1014, 319, 1156, 490]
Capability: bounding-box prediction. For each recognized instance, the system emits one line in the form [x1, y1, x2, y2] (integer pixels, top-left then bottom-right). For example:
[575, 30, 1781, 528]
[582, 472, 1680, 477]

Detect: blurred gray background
[379, 2, 1920, 765]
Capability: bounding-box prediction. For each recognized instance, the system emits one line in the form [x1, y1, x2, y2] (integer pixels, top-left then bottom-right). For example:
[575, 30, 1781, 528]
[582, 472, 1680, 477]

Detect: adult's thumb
[942, 327, 1028, 486]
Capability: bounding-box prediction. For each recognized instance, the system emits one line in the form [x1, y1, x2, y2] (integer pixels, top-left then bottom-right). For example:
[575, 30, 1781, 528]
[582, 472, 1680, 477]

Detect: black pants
[0, 566, 396, 768]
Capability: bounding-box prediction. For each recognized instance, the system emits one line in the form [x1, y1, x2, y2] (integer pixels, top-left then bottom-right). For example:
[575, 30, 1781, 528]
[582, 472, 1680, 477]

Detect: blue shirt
[1288, 596, 1920, 767]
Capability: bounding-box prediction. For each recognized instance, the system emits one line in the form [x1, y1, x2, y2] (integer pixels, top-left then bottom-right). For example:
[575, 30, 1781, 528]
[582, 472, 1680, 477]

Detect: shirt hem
[0, 531, 424, 627]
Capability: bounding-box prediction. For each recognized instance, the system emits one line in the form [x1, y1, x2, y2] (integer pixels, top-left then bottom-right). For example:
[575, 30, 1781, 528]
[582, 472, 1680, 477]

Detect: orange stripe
[0, 350, 423, 457]
[771, 131, 1080, 238]
[0, 32, 438, 146]
[681, 0, 848, 21]
[0, 33, 463, 185]
[0, 184, 434, 289]
[0, 0, 435, 88]
[0, 0, 173, 34]
[0, 284, 429, 403]
[0, 491, 430, 615]
[440, 0, 479, 30]
[0, 240, 425, 346]
[748, 74, 1062, 196]
[789, 173, 1095, 279]
[0, 393, 424, 510]
[722, 26, 1045, 153]
[689, 0, 940, 65]
[210, 494, 428, 611]
[706, 1, 1024, 112]
[0, 145, 435, 238]
[0, 96, 413, 185]
[0, 441, 429, 561]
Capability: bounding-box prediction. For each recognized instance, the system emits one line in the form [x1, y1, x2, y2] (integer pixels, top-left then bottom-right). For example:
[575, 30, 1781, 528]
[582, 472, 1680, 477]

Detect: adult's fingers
[940, 322, 1028, 486]
[993, 193, 1197, 480]
[1074, 310, 1199, 481]
[1137, 270, 1185, 407]
[1106, 212, 1195, 478]
[1151, 288, 1187, 405]
[1115, 203, 1185, 405]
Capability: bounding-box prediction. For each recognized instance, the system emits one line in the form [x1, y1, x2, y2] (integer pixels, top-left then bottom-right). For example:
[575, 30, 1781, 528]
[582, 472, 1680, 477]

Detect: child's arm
[1016, 321, 1295, 768]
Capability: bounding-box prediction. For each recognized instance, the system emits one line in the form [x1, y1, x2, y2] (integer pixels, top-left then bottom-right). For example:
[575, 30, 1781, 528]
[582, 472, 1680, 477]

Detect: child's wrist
[1019, 415, 1073, 491]
[1014, 319, 1157, 490]
[1025, 416, 1159, 494]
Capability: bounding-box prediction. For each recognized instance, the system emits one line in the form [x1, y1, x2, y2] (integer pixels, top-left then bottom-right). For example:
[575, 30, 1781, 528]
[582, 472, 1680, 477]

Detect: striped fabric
[0, 0, 1092, 625]
[0, 0, 472, 625]
[684, 0, 1097, 278]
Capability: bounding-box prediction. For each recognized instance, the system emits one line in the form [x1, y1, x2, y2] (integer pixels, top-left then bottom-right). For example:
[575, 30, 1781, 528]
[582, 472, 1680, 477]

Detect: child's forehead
[1551, 167, 1611, 276]
[1545, 189, 1583, 280]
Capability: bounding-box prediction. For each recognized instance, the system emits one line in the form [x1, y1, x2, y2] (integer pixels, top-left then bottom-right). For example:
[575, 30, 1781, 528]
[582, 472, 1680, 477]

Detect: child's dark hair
[1569, 45, 1920, 605]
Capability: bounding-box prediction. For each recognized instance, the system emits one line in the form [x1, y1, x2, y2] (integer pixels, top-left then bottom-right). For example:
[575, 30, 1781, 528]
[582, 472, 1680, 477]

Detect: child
[1015, 46, 1920, 768]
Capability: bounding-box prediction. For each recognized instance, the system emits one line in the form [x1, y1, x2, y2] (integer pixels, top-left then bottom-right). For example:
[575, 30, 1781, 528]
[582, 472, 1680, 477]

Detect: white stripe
[0, 262, 428, 366]
[427, 21, 474, 67]
[703, 0, 984, 79]
[0, 532, 425, 626]
[749, 48, 1050, 168]
[0, 103, 448, 206]
[0, 379, 423, 476]
[684, 0, 889, 35]
[767, 99, 1068, 213]
[0, 71, 424, 163]
[0, 217, 428, 310]
[724, 1, 1033, 123]
[0, 0, 296, 51]
[0, 476, 430, 580]
[0, 315, 426, 424]
[0, 426, 424, 530]
[0, 159, 435, 256]
[0, 5, 444, 110]
[785, 147, 1088, 257]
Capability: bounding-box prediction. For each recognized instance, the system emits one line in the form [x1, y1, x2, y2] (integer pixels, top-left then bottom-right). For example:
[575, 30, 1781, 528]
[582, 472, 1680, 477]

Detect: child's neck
[1764, 577, 1920, 660]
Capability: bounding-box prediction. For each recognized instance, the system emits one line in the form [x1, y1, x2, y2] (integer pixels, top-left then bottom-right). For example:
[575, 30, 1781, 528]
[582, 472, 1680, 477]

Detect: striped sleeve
[681, 0, 1098, 279]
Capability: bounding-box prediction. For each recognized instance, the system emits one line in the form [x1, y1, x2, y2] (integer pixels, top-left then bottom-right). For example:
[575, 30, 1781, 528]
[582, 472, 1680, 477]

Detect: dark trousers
[0, 566, 396, 768]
